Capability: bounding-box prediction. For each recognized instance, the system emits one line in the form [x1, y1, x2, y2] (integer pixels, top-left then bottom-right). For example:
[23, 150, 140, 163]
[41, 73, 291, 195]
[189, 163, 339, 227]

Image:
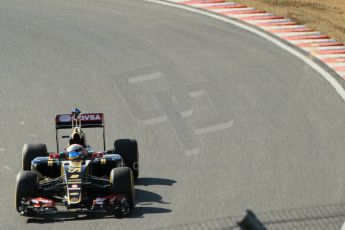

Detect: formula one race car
[15, 108, 139, 216]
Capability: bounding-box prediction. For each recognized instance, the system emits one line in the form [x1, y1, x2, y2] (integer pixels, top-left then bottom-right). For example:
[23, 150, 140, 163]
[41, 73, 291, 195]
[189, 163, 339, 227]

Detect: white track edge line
[210, 7, 255, 12]
[145, 0, 345, 102]
[327, 63, 345, 68]
[191, 2, 236, 7]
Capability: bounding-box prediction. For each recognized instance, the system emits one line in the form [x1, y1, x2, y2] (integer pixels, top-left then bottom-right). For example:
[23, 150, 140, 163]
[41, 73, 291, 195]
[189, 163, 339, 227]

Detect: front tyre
[22, 143, 48, 171]
[15, 171, 39, 212]
[110, 167, 135, 209]
[114, 139, 139, 180]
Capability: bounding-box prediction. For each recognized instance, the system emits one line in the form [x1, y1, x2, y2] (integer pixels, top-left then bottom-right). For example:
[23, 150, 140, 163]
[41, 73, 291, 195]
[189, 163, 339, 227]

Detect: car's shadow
[26, 177, 176, 223]
[136, 177, 177, 187]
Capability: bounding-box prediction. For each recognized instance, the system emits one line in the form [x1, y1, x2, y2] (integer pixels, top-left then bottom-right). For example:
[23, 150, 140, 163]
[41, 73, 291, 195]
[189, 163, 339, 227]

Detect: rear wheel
[110, 167, 135, 209]
[114, 139, 139, 180]
[22, 143, 48, 171]
[15, 171, 39, 212]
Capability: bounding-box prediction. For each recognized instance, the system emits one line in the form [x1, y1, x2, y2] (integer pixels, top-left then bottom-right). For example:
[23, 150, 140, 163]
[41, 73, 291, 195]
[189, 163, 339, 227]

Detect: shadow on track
[26, 212, 108, 224]
[157, 202, 345, 230]
[26, 177, 176, 223]
[129, 177, 176, 218]
[136, 177, 176, 187]
[256, 202, 345, 229]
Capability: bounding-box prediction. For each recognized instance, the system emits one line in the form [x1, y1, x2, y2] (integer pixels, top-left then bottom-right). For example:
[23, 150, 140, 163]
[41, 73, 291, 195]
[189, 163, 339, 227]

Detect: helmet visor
[69, 150, 81, 159]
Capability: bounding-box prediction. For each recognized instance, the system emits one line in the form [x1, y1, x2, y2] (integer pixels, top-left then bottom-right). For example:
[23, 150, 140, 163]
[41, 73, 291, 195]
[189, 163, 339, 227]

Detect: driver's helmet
[66, 144, 86, 161]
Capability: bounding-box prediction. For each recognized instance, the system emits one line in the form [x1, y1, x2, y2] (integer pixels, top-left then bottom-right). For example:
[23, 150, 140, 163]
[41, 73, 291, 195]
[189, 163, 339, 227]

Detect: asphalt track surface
[0, 0, 345, 229]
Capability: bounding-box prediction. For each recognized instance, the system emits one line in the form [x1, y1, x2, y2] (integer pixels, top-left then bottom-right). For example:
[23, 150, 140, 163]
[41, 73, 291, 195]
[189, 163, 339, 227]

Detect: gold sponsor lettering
[67, 179, 82, 184]
[69, 192, 79, 196]
[70, 174, 79, 179]
[68, 167, 81, 173]
[68, 161, 82, 172]
[47, 160, 54, 167]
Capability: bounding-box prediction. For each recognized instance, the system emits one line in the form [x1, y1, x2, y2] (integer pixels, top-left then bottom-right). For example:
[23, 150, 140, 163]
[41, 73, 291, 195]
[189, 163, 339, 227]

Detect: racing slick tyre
[110, 167, 135, 209]
[22, 143, 48, 171]
[114, 139, 139, 180]
[15, 171, 39, 212]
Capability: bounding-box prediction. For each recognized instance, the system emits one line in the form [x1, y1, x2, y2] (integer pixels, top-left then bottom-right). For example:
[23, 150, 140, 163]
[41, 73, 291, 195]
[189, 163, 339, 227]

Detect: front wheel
[15, 171, 39, 212]
[110, 167, 135, 209]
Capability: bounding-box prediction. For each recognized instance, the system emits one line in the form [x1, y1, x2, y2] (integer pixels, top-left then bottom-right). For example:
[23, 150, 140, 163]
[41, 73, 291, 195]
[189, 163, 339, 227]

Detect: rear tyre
[110, 167, 135, 209]
[15, 171, 39, 212]
[22, 143, 48, 171]
[114, 139, 139, 180]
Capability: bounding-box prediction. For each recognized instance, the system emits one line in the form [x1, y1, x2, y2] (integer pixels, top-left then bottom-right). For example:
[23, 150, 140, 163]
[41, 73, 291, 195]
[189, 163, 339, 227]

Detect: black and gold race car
[15, 108, 139, 216]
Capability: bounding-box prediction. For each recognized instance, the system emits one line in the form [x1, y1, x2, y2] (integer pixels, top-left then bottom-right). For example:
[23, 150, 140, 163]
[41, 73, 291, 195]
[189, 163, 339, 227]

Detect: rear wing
[55, 113, 104, 129]
[55, 113, 105, 152]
